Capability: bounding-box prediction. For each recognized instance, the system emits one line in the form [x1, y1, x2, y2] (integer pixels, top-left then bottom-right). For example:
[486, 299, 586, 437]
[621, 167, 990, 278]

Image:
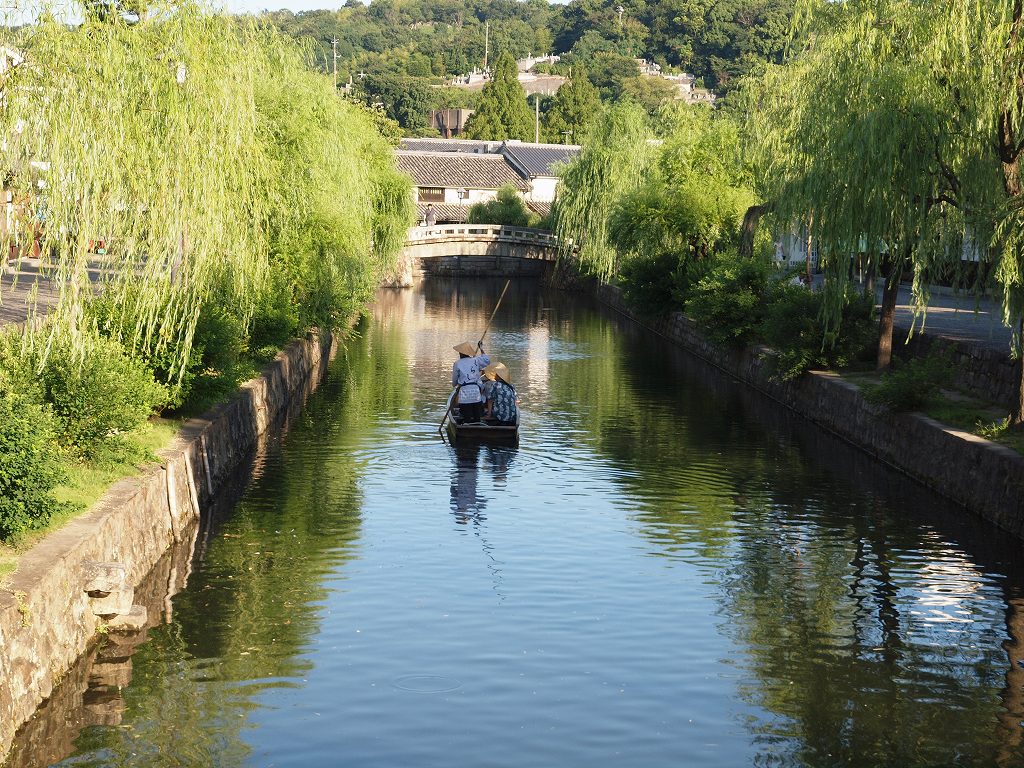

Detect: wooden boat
[443, 389, 519, 442]
[446, 413, 519, 442]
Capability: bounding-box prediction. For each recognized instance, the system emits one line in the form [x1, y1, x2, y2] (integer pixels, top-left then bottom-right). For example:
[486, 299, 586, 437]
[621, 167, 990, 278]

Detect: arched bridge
[387, 224, 561, 285]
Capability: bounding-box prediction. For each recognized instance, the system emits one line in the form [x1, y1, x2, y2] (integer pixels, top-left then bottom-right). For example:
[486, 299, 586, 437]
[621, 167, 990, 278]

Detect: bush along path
[0, 3, 413, 560]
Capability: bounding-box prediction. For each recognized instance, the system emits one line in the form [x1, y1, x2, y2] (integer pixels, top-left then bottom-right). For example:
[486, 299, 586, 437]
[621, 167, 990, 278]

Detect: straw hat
[483, 362, 511, 384]
[453, 341, 477, 356]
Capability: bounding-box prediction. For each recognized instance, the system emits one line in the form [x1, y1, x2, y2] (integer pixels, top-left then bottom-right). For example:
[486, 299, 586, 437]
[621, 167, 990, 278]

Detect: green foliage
[466, 185, 532, 227]
[621, 77, 680, 114]
[4, 7, 412, 393]
[462, 51, 533, 141]
[0, 389, 64, 541]
[553, 103, 654, 279]
[359, 73, 436, 135]
[542, 72, 600, 144]
[863, 351, 954, 412]
[41, 334, 165, 458]
[761, 283, 875, 380]
[685, 253, 774, 347]
[618, 251, 689, 316]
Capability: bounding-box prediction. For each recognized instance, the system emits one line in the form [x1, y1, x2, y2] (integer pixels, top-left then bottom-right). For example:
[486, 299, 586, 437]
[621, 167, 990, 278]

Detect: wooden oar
[438, 279, 512, 433]
[477, 278, 511, 350]
[439, 386, 458, 434]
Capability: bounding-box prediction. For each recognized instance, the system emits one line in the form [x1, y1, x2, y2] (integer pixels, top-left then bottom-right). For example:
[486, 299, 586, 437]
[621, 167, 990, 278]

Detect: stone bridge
[386, 224, 560, 285]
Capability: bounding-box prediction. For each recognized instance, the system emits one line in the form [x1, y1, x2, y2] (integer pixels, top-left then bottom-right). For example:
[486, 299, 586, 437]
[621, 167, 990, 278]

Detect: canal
[11, 279, 1024, 767]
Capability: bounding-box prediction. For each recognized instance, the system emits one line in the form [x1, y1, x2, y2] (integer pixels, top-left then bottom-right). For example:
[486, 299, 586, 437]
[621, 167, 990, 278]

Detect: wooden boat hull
[446, 417, 519, 442]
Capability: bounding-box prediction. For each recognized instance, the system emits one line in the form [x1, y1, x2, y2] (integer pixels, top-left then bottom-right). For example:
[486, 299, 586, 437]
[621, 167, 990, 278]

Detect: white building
[397, 138, 581, 223]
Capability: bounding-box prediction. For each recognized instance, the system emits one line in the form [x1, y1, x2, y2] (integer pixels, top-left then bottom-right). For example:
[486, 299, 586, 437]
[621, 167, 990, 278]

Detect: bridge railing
[404, 224, 560, 248]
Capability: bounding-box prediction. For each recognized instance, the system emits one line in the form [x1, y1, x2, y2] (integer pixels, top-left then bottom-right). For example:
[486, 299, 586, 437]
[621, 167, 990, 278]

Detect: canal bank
[594, 282, 1024, 536]
[0, 329, 337, 762]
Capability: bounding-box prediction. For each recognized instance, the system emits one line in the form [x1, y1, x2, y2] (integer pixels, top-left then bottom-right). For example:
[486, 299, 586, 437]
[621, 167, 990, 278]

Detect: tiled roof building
[396, 151, 529, 192]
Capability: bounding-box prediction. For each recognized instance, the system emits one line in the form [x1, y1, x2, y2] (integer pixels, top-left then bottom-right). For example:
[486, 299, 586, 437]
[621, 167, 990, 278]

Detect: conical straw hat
[454, 341, 477, 356]
[483, 362, 511, 384]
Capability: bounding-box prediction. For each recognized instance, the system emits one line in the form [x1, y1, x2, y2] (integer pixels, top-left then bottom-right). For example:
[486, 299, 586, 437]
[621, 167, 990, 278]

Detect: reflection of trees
[545, 307, 765, 558]
[721, 494, 1017, 767]
[59, 322, 411, 766]
[545, 301, 1024, 766]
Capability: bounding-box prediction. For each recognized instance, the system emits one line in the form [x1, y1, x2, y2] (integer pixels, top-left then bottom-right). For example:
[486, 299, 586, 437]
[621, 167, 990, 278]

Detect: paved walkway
[0, 260, 61, 329]
[892, 285, 1012, 352]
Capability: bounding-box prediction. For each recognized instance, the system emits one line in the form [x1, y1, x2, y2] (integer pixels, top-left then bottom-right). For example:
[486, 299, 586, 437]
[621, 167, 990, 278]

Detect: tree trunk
[739, 203, 768, 259]
[876, 253, 900, 371]
[805, 212, 814, 284]
[1014, 315, 1024, 426]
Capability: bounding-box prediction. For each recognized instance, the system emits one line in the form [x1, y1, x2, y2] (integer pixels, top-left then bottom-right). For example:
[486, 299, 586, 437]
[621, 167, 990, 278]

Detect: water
[14, 279, 1024, 767]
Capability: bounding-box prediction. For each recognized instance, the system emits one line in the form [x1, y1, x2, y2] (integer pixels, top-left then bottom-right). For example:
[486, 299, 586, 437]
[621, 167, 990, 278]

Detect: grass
[842, 369, 1024, 455]
[0, 418, 181, 583]
[924, 395, 1024, 454]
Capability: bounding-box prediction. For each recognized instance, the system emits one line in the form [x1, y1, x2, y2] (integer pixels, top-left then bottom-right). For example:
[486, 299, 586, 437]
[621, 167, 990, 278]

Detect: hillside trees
[541, 71, 600, 143]
[462, 50, 533, 140]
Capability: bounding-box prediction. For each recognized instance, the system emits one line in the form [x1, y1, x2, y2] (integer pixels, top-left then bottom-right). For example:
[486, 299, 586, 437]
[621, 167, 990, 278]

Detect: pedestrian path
[892, 285, 1011, 353]
[0, 260, 60, 329]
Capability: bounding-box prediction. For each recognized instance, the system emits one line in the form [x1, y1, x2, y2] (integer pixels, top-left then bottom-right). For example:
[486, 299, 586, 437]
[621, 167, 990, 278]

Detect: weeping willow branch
[0, 1, 411, 395]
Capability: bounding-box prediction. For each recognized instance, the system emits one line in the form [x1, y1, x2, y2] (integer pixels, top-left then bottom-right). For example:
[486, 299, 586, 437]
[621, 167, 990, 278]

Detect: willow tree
[747, 0, 1001, 372]
[552, 102, 653, 279]
[0, 2, 411, 397]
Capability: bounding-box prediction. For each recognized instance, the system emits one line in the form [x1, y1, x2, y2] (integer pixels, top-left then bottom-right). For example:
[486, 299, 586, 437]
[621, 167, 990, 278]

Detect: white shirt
[451, 354, 491, 404]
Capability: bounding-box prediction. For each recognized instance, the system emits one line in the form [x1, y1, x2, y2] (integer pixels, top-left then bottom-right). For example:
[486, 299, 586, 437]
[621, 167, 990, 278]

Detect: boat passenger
[452, 341, 491, 423]
[482, 362, 518, 426]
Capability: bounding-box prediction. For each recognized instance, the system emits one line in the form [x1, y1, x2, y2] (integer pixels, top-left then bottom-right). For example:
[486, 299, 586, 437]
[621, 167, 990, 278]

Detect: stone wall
[595, 283, 1024, 536]
[899, 332, 1021, 410]
[0, 330, 337, 762]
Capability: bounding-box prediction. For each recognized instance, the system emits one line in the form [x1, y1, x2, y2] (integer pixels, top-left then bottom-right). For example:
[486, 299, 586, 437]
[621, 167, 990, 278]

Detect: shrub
[0, 389, 64, 541]
[862, 351, 954, 411]
[761, 284, 875, 380]
[42, 335, 165, 456]
[685, 253, 773, 346]
[467, 185, 532, 227]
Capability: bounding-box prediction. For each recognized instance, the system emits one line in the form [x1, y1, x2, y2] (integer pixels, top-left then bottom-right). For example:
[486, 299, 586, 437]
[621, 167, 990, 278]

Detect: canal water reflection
[14, 278, 1024, 767]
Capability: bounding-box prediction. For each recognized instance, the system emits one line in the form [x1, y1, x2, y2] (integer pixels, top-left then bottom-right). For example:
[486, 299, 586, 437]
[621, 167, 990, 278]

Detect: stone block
[105, 605, 148, 632]
[82, 689, 125, 727]
[82, 562, 126, 596]
[88, 658, 132, 689]
[89, 587, 133, 618]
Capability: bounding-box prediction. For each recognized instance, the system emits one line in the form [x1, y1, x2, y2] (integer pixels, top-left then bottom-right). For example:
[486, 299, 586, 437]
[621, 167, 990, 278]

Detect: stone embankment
[0, 330, 337, 762]
[596, 284, 1024, 536]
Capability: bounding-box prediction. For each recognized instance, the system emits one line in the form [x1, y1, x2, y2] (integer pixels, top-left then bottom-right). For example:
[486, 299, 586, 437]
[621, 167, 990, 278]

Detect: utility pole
[331, 38, 339, 90]
[534, 94, 540, 143]
[483, 21, 489, 71]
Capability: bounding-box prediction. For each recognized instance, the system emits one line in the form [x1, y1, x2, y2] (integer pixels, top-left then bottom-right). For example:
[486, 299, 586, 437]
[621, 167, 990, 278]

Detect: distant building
[397, 138, 581, 223]
[431, 108, 474, 138]
[634, 58, 716, 105]
[447, 69, 567, 96]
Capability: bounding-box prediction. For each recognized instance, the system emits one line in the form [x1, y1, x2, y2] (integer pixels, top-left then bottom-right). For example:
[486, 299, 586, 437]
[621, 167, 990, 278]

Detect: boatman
[452, 341, 491, 423]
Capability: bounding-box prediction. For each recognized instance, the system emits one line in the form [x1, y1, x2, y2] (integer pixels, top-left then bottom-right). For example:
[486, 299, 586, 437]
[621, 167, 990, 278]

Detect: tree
[542, 71, 600, 143]
[553, 103, 654, 279]
[745, 0, 997, 371]
[466, 185, 532, 227]
[360, 73, 435, 135]
[621, 76, 680, 114]
[462, 50, 533, 141]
